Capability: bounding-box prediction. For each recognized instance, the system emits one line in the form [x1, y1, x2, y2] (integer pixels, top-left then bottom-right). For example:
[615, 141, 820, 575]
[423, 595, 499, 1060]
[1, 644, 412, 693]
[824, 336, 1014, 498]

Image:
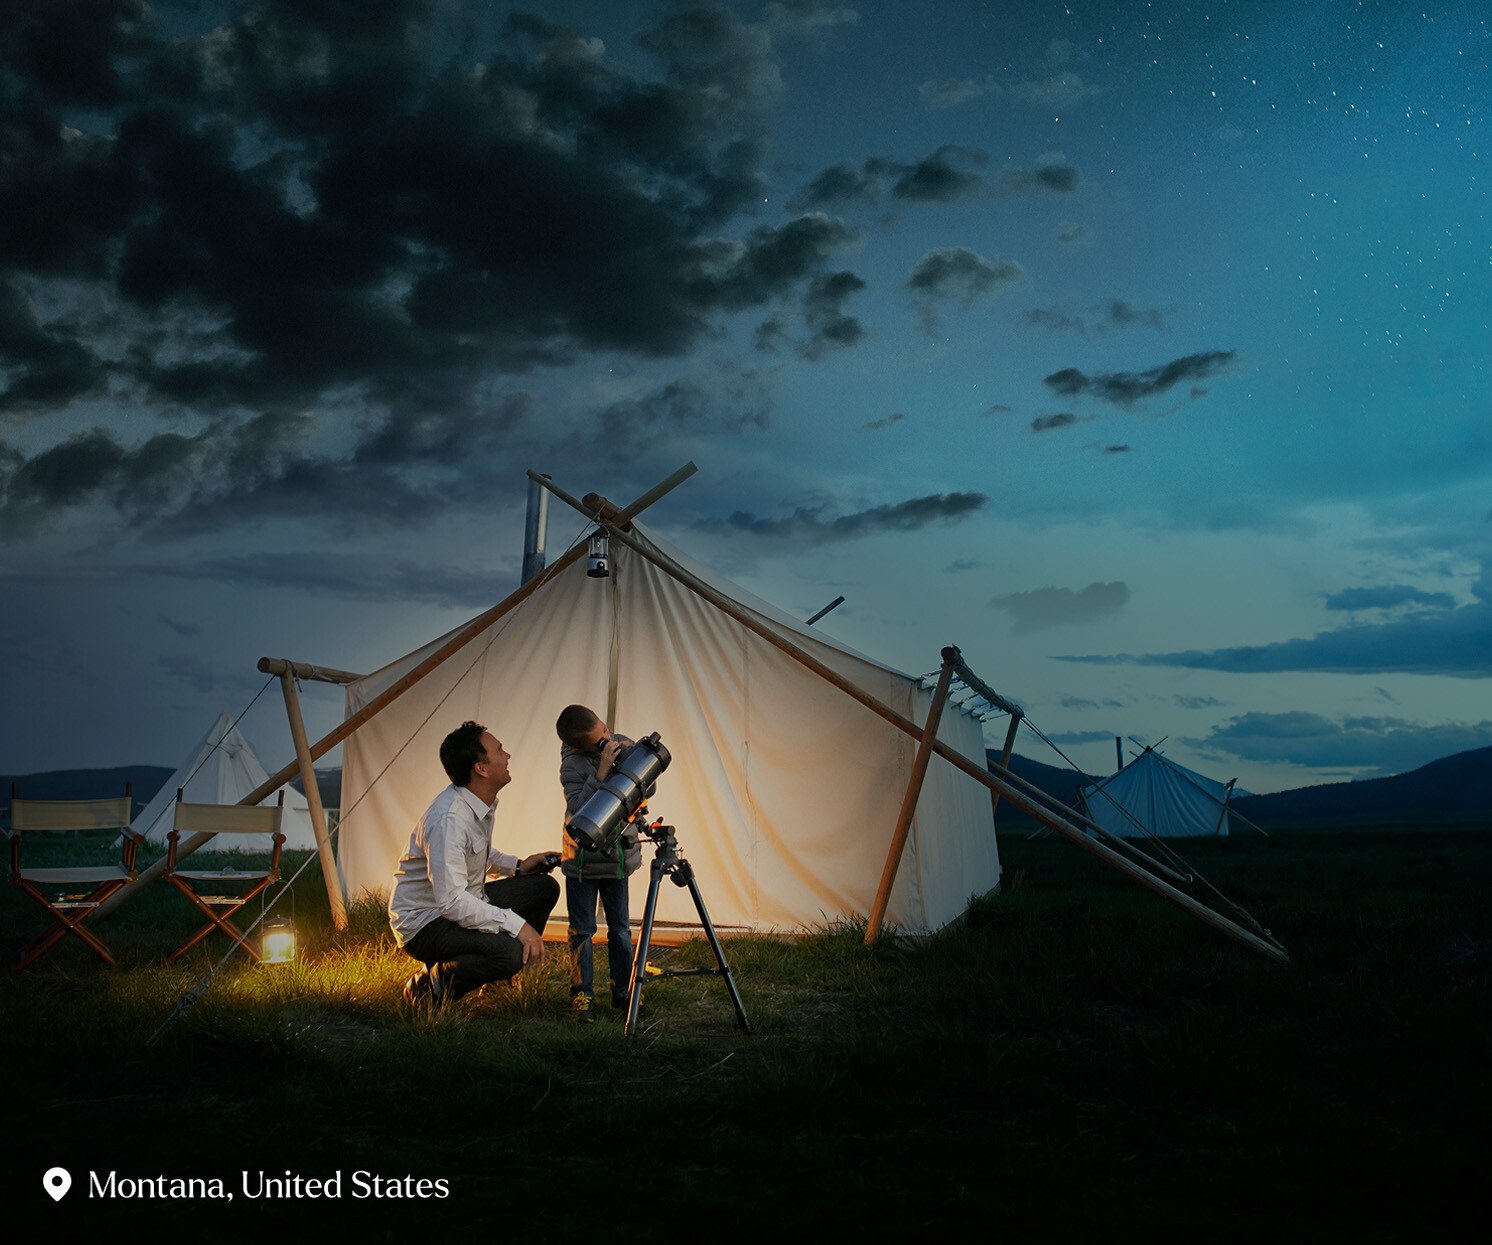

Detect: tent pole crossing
[864, 646, 958, 945]
[596, 520, 1289, 964]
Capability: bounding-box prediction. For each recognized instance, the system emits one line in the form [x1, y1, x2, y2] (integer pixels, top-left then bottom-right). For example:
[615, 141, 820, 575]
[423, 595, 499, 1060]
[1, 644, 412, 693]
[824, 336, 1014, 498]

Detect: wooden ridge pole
[95, 463, 699, 922]
[599, 522, 1289, 965]
[864, 647, 958, 945]
[277, 669, 348, 930]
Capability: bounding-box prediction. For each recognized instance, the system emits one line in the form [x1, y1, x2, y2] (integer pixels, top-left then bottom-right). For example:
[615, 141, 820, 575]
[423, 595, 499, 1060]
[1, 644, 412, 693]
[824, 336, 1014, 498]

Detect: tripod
[623, 818, 752, 1039]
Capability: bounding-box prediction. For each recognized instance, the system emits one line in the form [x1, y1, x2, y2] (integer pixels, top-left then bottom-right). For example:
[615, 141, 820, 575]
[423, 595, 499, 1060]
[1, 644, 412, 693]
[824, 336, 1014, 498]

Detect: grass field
[3, 827, 1488, 1239]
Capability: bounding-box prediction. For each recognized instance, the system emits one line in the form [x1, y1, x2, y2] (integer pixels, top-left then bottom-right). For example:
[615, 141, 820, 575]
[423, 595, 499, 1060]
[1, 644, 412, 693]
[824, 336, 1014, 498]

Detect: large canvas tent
[1079, 747, 1235, 839]
[134, 711, 320, 852]
[338, 522, 999, 935]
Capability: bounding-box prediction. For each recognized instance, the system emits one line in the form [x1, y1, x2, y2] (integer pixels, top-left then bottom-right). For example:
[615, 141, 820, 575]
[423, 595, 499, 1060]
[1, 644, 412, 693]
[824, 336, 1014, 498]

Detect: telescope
[567, 732, 671, 853]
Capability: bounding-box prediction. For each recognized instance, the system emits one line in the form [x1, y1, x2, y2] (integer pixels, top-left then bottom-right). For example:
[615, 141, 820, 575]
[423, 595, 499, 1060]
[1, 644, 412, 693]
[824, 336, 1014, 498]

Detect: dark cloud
[1060, 695, 1127, 710]
[0, 282, 106, 414]
[944, 558, 980, 572]
[1056, 588, 1492, 678]
[989, 581, 1129, 635]
[0, 0, 147, 107]
[1056, 221, 1089, 245]
[863, 412, 904, 431]
[139, 551, 512, 611]
[870, 146, 987, 203]
[1173, 694, 1227, 710]
[1028, 308, 1086, 334]
[799, 270, 866, 359]
[1032, 412, 1080, 432]
[0, 426, 200, 528]
[1323, 584, 1457, 612]
[0, 397, 545, 535]
[1003, 153, 1080, 194]
[158, 652, 270, 696]
[1192, 710, 1492, 777]
[354, 393, 535, 466]
[790, 145, 988, 210]
[0, 0, 858, 445]
[908, 247, 1022, 300]
[984, 403, 1012, 415]
[703, 491, 987, 543]
[1104, 444, 1131, 453]
[1044, 350, 1236, 406]
[787, 162, 878, 210]
[598, 375, 768, 451]
[1108, 300, 1166, 330]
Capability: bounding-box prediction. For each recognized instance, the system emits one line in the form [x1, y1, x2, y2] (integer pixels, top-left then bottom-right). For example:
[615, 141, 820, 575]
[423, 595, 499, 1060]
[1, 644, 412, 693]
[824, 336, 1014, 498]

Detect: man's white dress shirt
[388, 784, 524, 947]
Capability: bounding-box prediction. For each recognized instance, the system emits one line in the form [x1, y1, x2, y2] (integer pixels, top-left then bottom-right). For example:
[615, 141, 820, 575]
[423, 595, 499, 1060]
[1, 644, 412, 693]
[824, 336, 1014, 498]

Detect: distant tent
[1078, 747, 1235, 839]
[337, 520, 999, 936]
[134, 711, 319, 852]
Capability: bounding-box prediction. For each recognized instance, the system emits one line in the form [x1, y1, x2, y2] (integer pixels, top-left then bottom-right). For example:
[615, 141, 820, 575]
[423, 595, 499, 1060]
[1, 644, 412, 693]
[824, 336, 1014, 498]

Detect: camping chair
[165, 791, 285, 962]
[8, 784, 142, 970]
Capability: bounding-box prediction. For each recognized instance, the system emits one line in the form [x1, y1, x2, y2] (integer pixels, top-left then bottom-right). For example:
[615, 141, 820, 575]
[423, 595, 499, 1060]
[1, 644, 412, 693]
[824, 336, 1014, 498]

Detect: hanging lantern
[587, 532, 611, 578]
[261, 916, 297, 964]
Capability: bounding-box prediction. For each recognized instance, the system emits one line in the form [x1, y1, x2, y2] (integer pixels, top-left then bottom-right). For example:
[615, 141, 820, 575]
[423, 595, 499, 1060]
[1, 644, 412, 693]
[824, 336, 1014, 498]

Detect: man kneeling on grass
[390, 720, 559, 1012]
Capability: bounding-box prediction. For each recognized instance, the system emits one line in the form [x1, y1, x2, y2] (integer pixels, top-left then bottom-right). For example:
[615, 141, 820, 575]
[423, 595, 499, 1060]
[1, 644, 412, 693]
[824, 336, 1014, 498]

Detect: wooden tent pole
[94, 465, 698, 921]
[600, 523, 1289, 964]
[864, 648, 957, 945]
[278, 669, 349, 930]
[989, 714, 1021, 826]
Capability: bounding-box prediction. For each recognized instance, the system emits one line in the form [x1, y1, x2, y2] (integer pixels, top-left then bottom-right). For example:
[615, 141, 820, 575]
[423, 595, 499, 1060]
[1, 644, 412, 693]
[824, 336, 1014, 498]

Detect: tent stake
[600, 523, 1289, 964]
[865, 647, 957, 944]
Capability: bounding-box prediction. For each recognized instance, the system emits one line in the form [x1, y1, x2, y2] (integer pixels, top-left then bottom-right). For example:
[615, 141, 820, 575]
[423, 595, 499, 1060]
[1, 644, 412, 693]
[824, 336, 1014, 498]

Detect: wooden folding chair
[165, 791, 286, 962]
[8, 784, 142, 970]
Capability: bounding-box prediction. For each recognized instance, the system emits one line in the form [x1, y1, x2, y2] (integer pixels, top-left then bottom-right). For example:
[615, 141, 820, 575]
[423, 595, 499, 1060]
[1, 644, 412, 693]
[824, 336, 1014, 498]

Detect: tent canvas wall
[338, 522, 999, 935]
[1078, 748, 1233, 839]
[134, 711, 320, 852]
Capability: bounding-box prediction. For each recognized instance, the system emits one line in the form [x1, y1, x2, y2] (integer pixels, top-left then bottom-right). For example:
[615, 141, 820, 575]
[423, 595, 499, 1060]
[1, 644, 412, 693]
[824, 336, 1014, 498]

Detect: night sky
[2, 0, 1488, 793]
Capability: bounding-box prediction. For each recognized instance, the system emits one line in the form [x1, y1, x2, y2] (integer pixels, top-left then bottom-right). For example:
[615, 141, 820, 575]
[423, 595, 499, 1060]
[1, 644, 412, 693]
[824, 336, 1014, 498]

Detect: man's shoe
[403, 964, 448, 1015]
[611, 993, 630, 1011]
[403, 970, 431, 1011]
[571, 991, 595, 1024]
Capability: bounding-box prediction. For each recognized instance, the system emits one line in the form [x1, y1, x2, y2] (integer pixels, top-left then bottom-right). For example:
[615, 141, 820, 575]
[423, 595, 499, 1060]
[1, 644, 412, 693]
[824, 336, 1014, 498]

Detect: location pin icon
[44, 1167, 72, 1201]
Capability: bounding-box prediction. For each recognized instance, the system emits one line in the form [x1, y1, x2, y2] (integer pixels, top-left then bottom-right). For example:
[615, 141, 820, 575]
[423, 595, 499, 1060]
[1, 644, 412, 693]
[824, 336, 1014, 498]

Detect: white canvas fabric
[338, 522, 1000, 935]
[1079, 749, 1233, 839]
[134, 711, 320, 852]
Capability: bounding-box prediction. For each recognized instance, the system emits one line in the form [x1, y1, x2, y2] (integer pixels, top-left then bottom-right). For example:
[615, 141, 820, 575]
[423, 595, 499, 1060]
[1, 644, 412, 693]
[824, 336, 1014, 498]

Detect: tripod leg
[625, 857, 667, 1038]
[682, 870, 752, 1035]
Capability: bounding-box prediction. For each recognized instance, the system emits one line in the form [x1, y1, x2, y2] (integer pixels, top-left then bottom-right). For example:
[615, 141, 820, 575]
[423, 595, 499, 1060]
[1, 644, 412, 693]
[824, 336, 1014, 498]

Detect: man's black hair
[440, 720, 488, 786]
[556, 704, 602, 749]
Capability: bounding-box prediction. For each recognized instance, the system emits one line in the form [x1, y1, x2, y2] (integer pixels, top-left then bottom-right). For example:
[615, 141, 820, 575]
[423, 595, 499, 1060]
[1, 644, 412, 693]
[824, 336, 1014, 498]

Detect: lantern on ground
[261, 916, 296, 964]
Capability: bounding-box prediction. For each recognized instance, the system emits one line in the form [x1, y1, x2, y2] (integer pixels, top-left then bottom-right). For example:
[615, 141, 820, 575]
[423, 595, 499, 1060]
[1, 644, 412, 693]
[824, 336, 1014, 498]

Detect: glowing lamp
[586, 532, 611, 578]
[261, 916, 296, 964]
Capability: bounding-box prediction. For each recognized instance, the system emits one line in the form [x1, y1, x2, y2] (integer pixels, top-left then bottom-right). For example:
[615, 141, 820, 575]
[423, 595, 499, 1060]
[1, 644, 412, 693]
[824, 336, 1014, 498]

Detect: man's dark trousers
[403, 874, 560, 1000]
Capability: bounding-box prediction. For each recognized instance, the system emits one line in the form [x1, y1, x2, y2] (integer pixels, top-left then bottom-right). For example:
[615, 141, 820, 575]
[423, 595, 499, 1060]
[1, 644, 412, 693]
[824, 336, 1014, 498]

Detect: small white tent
[135, 711, 319, 852]
[1079, 747, 1235, 839]
[338, 521, 999, 935]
